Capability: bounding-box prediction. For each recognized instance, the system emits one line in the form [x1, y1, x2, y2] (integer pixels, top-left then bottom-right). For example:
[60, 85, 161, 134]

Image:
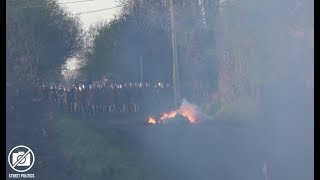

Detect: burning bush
[146, 99, 201, 125]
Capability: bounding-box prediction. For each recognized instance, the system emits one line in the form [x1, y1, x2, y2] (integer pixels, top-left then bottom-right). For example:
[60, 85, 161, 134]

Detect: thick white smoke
[177, 99, 208, 123]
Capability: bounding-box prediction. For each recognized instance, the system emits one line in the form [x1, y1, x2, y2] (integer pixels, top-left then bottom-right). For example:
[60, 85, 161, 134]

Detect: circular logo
[8, 145, 35, 172]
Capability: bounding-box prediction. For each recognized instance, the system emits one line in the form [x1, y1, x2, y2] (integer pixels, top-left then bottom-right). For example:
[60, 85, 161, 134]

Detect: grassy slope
[47, 112, 142, 180]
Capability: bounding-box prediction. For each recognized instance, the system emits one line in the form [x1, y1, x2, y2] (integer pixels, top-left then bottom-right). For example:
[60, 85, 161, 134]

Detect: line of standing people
[41, 82, 173, 115]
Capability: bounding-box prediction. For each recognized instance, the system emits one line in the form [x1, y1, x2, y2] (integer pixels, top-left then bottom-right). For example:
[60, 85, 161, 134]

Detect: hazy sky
[59, 0, 121, 29]
[59, 0, 121, 76]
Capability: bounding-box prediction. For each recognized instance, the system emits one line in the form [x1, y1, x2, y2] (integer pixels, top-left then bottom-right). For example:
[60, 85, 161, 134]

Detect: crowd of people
[40, 81, 173, 115]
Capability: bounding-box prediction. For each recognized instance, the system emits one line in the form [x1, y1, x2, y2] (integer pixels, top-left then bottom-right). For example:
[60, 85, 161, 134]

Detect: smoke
[177, 98, 210, 123]
[61, 57, 83, 83]
[177, 99, 199, 121]
[178, 99, 198, 113]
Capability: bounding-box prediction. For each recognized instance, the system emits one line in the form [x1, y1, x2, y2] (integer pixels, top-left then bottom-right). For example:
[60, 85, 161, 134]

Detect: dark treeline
[6, 0, 84, 108]
[6, 0, 85, 179]
[82, 0, 219, 104]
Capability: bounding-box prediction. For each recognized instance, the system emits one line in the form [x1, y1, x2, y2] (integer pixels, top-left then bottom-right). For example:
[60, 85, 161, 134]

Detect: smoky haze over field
[6, 0, 313, 179]
[124, 0, 313, 180]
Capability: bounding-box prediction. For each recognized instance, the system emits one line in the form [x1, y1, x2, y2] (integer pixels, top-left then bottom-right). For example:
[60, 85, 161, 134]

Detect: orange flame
[160, 111, 177, 121]
[147, 117, 157, 124]
[179, 108, 197, 124]
[147, 100, 199, 125]
[147, 110, 197, 125]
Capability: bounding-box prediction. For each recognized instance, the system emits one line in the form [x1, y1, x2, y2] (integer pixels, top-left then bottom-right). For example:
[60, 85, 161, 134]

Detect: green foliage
[6, 0, 84, 83]
[7, 4, 85, 176]
[6, 0, 84, 112]
[173, 0, 219, 103]
[49, 113, 142, 180]
[82, 4, 173, 82]
[83, 0, 220, 105]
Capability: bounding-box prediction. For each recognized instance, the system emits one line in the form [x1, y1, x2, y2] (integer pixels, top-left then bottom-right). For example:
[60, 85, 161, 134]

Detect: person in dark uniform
[67, 87, 74, 112]
[110, 84, 117, 112]
[127, 82, 135, 113]
[57, 87, 64, 108]
[92, 84, 98, 115]
[100, 84, 108, 113]
[41, 84, 49, 102]
[48, 86, 55, 104]
[72, 86, 77, 112]
[87, 85, 94, 114]
[79, 84, 86, 113]
[94, 84, 101, 114]
[105, 84, 114, 112]
[115, 84, 123, 113]
[61, 87, 68, 111]
[119, 84, 129, 113]
[52, 86, 58, 105]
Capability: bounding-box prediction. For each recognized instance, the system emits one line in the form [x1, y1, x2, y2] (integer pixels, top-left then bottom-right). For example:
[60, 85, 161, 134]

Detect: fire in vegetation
[147, 117, 157, 124]
[147, 99, 199, 125]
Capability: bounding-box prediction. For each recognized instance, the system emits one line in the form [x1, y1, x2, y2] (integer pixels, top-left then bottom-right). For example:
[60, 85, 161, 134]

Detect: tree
[6, 0, 85, 142]
[7, 0, 84, 82]
[82, 1, 173, 82]
[172, 0, 219, 104]
[83, 0, 220, 104]
[210, 0, 313, 120]
[7, 2, 85, 176]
